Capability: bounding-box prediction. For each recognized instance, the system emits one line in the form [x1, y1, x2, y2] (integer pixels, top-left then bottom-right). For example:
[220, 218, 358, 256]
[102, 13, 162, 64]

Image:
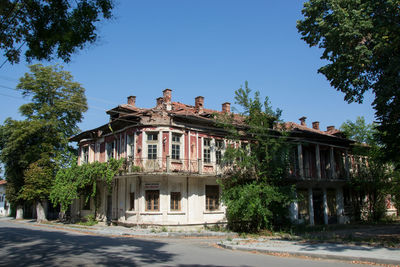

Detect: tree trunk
[15, 205, 24, 219]
[36, 200, 48, 222]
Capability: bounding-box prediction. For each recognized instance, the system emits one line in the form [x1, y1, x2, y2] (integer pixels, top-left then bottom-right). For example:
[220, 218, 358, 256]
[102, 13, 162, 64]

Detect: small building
[70, 89, 358, 226]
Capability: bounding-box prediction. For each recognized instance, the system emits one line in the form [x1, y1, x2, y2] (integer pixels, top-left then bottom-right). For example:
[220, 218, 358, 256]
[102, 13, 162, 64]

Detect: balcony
[120, 156, 226, 176]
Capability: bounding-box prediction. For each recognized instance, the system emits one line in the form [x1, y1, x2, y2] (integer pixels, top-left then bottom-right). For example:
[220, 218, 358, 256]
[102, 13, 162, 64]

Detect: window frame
[215, 139, 224, 165]
[147, 132, 158, 160]
[145, 190, 160, 211]
[127, 134, 135, 158]
[81, 146, 89, 164]
[171, 133, 181, 160]
[203, 138, 211, 164]
[205, 185, 219, 211]
[106, 141, 115, 161]
[170, 192, 181, 211]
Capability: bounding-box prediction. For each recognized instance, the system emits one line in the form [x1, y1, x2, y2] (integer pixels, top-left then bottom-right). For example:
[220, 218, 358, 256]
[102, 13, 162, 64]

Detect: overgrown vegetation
[340, 117, 399, 222]
[50, 158, 123, 218]
[217, 82, 295, 233]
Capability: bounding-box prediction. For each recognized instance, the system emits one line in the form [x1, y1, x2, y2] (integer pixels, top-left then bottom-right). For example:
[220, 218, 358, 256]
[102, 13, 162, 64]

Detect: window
[216, 140, 224, 165]
[148, 144, 157, 159]
[129, 192, 135, 211]
[145, 190, 159, 211]
[82, 198, 91, 210]
[203, 138, 211, 163]
[106, 142, 115, 160]
[171, 133, 181, 160]
[147, 132, 158, 141]
[205, 185, 219, 211]
[170, 192, 181, 211]
[147, 132, 158, 160]
[127, 134, 134, 158]
[82, 146, 89, 164]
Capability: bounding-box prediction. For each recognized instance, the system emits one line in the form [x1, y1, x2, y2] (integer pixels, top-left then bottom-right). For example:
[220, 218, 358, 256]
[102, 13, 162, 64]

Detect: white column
[298, 144, 304, 179]
[308, 188, 314, 225]
[323, 188, 329, 225]
[289, 190, 298, 223]
[336, 187, 345, 224]
[316, 144, 321, 179]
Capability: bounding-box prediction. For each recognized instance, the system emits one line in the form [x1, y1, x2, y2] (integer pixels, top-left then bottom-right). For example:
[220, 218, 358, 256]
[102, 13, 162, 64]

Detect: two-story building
[71, 89, 354, 227]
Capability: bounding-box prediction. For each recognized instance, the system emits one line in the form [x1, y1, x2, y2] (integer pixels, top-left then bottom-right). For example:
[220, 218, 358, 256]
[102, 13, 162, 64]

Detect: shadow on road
[0, 226, 175, 266]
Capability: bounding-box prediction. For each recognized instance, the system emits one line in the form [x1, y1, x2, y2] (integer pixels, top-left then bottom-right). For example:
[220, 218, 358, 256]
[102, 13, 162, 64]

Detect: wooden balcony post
[315, 144, 321, 179]
[330, 147, 336, 179]
[297, 144, 304, 179]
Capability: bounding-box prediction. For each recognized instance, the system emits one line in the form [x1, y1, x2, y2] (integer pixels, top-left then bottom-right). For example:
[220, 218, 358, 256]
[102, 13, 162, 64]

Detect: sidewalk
[219, 237, 400, 265]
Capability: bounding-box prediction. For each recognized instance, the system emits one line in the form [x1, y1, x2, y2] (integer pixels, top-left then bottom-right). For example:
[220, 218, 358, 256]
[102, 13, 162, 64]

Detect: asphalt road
[0, 220, 371, 267]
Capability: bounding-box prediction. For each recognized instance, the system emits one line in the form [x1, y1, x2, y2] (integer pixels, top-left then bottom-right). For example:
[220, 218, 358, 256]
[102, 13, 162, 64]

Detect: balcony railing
[120, 156, 227, 175]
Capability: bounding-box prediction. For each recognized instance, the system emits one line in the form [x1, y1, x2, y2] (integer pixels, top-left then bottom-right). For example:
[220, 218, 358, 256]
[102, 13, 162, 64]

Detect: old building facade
[71, 89, 356, 226]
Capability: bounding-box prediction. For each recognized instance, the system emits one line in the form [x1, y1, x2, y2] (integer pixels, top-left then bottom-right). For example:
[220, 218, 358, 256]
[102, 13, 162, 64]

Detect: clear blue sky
[0, 0, 375, 133]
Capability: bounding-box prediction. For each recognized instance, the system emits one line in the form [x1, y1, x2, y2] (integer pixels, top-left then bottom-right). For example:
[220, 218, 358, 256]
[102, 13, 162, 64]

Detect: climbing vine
[50, 158, 123, 213]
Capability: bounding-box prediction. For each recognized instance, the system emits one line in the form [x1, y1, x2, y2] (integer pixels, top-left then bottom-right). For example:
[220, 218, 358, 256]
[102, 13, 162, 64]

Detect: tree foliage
[1, 0, 114, 64]
[0, 64, 87, 212]
[340, 116, 377, 146]
[50, 158, 123, 213]
[218, 82, 294, 232]
[341, 118, 396, 221]
[297, 0, 400, 167]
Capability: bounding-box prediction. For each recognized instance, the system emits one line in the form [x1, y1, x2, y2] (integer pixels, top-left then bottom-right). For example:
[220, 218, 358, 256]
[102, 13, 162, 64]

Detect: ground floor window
[82, 197, 91, 210]
[145, 190, 159, 211]
[170, 192, 181, 211]
[129, 192, 135, 211]
[205, 185, 219, 211]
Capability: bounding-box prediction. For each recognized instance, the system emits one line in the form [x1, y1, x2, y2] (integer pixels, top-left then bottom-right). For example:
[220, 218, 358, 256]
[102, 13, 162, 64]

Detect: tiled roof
[0, 180, 6, 185]
[284, 122, 343, 138]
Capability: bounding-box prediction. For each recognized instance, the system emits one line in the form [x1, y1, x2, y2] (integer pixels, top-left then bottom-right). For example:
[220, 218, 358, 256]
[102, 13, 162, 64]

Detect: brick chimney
[127, 96, 136, 106]
[156, 97, 163, 109]
[327, 125, 335, 131]
[163, 89, 172, 111]
[299, 116, 307, 126]
[222, 102, 231, 113]
[195, 96, 204, 113]
[312, 121, 320, 130]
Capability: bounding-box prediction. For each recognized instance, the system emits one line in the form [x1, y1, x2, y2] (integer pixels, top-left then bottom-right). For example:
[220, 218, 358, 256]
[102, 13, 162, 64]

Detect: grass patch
[77, 214, 97, 226]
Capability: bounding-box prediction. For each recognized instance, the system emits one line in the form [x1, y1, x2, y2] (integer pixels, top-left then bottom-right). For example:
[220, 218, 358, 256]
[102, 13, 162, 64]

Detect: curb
[218, 243, 400, 266]
[10, 219, 236, 239]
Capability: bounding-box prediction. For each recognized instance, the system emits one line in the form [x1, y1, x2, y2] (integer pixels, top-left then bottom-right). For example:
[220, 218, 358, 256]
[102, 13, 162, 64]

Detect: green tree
[1, 0, 114, 65]
[341, 118, 395, 221]
[340, 116, 377, 146]
[297, 0, 400, 167]
[0, 64, 87, 220]
[217, 82, 294, 232]
[50, 158, 123, 219]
